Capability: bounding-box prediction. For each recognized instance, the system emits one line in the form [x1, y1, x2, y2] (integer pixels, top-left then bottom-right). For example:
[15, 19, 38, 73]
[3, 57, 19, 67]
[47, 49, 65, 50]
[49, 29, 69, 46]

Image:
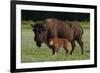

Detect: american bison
[49, 38, 70, 55]
[31, 18, 83, 55]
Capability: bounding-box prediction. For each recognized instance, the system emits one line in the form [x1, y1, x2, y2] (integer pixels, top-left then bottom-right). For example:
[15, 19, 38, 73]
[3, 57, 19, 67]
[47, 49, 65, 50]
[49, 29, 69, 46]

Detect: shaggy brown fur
[31, 18, 83, 55]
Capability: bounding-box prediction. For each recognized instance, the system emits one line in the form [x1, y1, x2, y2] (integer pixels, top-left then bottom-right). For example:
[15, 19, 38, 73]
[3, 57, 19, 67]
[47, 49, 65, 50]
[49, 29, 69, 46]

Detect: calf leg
[56, 48, 59, 53]
[64, 47, 68, 55]
[51, 48, 57, 55]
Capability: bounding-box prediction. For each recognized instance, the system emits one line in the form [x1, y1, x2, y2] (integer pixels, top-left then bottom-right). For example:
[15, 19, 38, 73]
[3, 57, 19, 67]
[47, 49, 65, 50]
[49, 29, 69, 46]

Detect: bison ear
[31, 24, 34, 28]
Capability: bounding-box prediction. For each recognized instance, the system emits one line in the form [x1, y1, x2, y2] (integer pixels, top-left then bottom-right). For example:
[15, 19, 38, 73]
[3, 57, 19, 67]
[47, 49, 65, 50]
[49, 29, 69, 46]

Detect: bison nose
[36, 42, 41, 47]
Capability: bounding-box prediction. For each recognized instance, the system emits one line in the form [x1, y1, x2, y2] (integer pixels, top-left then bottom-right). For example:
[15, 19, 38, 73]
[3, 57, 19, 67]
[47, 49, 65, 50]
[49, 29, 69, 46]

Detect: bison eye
[42, 28, 46, 31]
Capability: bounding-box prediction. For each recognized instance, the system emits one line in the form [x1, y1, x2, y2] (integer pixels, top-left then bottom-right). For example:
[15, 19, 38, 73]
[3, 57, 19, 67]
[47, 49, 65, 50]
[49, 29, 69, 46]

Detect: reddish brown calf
[49, 38, 70, 55]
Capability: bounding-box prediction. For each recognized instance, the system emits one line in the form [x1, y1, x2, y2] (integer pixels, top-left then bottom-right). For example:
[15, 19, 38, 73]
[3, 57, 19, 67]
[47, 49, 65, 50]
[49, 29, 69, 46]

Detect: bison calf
[49, 38, 70, 55]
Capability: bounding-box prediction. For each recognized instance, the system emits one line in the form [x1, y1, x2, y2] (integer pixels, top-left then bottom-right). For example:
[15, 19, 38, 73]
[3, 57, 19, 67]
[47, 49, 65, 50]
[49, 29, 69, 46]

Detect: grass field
[21, 21, 90, 63]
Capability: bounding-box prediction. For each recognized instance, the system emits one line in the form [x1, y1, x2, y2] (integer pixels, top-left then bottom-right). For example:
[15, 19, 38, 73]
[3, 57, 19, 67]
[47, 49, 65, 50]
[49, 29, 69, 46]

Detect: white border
[16, 4, 95, 69]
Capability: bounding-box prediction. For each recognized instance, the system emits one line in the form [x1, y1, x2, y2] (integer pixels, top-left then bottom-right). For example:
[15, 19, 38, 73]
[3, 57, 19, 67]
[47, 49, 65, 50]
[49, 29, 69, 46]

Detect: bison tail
[80, 25, 83, 35]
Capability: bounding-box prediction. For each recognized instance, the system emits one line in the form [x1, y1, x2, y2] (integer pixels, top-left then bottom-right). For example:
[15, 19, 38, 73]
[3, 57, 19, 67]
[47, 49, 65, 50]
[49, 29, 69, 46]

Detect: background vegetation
[21, 10, 90, 21]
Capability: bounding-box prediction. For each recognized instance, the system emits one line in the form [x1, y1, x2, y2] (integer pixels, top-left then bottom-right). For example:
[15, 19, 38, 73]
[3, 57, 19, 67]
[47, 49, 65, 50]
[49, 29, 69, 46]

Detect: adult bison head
[31, 23, 47, 47]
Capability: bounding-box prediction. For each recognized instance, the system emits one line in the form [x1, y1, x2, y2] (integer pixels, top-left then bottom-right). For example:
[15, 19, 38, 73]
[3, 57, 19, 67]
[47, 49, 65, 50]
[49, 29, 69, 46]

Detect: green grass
[21, 21, 90, 63]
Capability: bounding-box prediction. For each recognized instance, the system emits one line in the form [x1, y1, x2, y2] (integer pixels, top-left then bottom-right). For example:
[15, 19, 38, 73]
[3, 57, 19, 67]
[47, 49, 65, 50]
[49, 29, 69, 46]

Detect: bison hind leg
[70, 41, 75, 55]
[77, 39, 84, 55]
[73, 41, 76, 47]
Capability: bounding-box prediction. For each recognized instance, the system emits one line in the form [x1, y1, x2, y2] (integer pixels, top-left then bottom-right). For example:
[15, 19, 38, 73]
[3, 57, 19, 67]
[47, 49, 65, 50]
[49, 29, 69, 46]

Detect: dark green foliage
[21, 10, 90, 21]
